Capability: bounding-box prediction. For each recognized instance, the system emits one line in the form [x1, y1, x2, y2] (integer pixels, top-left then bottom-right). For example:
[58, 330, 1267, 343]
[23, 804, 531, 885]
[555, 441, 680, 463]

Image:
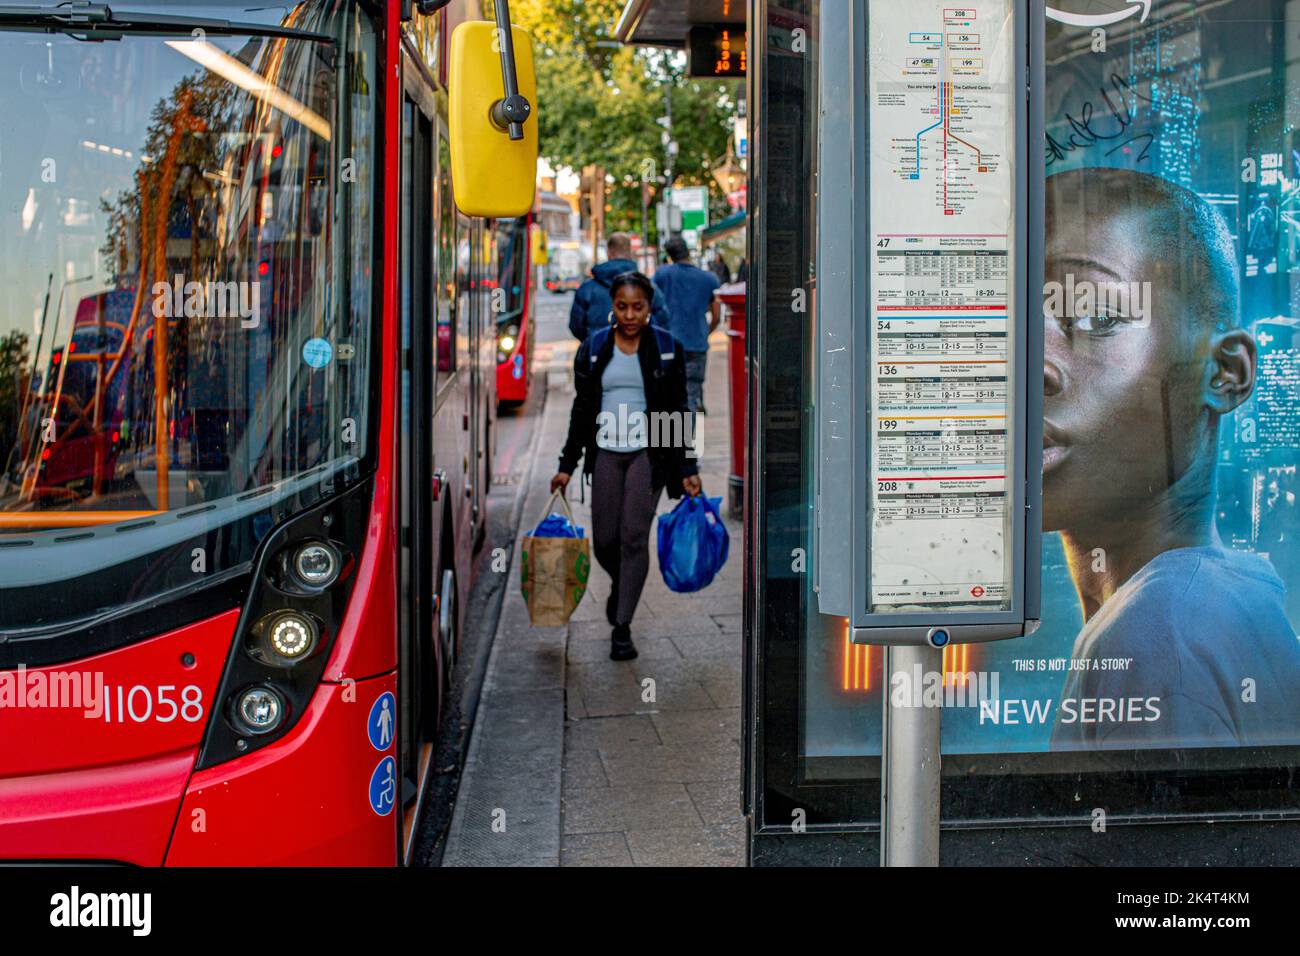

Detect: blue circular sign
[368, 692, 396, 752]
[302, 337, 333, 369]
[368, 755, 396, 816]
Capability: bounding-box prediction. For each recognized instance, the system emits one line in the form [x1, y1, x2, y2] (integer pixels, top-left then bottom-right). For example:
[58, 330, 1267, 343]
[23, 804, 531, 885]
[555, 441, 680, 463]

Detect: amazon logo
[1046, 0, 1152, 28]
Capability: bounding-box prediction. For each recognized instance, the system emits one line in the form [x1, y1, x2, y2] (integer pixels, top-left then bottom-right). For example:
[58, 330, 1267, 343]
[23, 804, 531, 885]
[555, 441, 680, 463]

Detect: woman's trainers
[610, 624, 638, 661]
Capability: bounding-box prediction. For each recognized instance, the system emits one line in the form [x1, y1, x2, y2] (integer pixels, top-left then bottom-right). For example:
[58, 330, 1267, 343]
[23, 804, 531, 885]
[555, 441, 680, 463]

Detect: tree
[508, 0, 738, 239]
[0, 330, 32, 486]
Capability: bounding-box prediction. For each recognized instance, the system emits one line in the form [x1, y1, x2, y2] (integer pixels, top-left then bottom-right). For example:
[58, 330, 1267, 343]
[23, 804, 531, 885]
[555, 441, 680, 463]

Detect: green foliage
[0, 330, 32, 475]
[511, 0, 737, 237]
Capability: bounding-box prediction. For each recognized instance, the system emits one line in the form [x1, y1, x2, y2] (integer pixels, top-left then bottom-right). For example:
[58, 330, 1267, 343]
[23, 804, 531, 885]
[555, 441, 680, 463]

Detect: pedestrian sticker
[368, 692, 395, 751]
[369, 755, 396, 816]
[302, 337, 333, 369]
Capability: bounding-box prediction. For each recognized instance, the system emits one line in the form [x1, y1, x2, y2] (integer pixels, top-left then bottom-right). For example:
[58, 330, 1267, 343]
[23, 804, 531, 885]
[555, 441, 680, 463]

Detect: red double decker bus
[0, 0, 535, 865]
[492, 214, 535, 405]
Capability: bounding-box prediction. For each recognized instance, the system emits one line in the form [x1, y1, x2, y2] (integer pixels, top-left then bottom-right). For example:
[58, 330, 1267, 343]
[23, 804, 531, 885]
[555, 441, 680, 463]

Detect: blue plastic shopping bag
[657, 495, 730, 593]
[532, 511, 584, 538]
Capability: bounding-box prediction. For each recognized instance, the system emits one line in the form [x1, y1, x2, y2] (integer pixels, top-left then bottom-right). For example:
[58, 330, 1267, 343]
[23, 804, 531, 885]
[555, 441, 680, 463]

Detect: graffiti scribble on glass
[1046, 73, 1156, 166]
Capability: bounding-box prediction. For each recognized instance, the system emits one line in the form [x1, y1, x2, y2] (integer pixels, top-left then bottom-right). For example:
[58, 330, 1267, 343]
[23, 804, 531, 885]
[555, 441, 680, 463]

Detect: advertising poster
[806, 0, 1300, 758]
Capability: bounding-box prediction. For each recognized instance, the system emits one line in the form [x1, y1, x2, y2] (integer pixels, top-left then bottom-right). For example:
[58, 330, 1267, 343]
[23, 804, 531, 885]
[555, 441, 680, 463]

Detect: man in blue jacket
[568, 233, 669, 341]
[653, 237, 721, 412]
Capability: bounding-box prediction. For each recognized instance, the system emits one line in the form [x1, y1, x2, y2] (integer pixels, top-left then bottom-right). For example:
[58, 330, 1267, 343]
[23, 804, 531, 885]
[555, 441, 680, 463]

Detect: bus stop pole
[880, 644, 942, 866]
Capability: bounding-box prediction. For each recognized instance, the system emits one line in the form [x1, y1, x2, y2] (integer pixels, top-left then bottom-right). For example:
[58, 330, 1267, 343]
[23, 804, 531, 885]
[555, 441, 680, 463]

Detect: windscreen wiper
[0, 2, 335, 42]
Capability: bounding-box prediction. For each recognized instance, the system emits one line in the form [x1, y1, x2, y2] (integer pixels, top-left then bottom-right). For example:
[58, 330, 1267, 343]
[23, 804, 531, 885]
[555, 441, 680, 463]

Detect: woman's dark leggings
[590, 449, 662, 627]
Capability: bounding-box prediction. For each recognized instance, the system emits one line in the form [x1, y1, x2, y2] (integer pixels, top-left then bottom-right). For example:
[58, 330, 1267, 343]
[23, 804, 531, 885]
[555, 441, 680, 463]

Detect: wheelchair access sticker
[369, 755, 396, 816]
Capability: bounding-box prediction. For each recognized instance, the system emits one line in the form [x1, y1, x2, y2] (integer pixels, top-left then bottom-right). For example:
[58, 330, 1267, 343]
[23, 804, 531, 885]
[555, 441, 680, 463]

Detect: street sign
[813, 0, 1042, 651]
[655, 202, 683, 235]
[673, 186, 709, 234]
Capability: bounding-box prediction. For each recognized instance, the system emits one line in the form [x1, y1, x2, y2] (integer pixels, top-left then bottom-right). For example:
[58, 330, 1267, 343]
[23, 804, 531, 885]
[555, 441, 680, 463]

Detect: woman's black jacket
[557, 324, 700, 499]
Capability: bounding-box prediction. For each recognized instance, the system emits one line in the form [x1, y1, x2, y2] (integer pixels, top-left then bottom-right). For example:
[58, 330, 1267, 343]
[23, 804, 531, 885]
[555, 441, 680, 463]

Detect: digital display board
[687, 25, 746, 78]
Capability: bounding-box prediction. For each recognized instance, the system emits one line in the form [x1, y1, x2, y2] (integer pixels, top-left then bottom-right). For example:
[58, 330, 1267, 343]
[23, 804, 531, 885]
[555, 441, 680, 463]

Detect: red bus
[0, 0, 535, 864]
[493, 214, 535, 405]
[13, 291, 132, 506]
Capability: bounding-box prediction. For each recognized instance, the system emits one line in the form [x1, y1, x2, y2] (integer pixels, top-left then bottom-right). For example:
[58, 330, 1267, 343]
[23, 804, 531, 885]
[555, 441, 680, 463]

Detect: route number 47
[877, 238, 890, 247]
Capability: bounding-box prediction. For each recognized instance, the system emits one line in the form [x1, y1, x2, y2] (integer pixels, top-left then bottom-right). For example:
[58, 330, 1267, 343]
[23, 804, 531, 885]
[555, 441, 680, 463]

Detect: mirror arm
[489, 0, 531, 141]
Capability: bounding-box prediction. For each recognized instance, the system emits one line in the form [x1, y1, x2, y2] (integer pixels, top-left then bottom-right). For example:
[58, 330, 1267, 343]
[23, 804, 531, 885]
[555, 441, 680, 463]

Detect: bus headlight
[499, 334, 516, 353]
[249, 610, 319, 665]
[293, 541, 340, 588]
[234, 686, 284, 735]
[268, 611, 316, 660]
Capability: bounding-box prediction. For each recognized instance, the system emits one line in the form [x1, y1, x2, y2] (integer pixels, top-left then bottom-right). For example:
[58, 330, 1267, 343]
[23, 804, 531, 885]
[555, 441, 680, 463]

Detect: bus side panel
[495, 359, 520, 402]
[321, 474, 399, 682]
[0, 750, 196, 865]
[0, 611, 236, 778]
[165, 674, 398, 866]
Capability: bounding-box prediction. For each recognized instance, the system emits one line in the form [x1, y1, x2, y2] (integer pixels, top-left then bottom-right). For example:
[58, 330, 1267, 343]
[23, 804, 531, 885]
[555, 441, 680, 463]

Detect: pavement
[441, 298, 744, 867]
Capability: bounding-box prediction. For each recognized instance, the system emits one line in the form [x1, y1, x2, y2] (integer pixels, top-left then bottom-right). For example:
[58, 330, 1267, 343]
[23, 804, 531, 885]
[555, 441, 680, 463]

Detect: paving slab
[651, 708, 743, 747]
[561, 832, 635, 867]
[670, 629, 743, 659]
[687, 780, 747, 827]
[599, 740, 742, 787]
[566, 634, 682, 664]
[576, 678, 717, 717]
[562, 784, 704, 834]
[561, 746, 609, 792]
[624, 824, 747, 867]
[563, 713, 661, 751]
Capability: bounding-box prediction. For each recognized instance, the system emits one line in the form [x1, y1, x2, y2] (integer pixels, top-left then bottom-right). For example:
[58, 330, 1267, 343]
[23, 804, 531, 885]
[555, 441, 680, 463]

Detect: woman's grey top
[597, 346, 648, 452]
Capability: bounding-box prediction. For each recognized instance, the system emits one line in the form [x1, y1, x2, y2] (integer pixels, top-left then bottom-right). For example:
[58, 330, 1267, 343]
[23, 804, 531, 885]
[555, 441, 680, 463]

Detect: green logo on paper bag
[575, 553, 590, 583]
[520, 550, 529, 585]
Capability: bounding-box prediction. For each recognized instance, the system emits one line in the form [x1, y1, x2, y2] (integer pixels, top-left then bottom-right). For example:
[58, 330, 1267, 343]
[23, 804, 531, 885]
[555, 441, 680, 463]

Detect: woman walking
[552, 272, 702, 660]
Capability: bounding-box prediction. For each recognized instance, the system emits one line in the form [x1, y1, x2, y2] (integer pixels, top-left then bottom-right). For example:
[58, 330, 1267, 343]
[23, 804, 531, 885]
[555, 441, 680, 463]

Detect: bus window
[494, 218, 529, 330]
[457, 213, 474, 374]
[0, 4, 378, 633]
[436, 133, 457, 382]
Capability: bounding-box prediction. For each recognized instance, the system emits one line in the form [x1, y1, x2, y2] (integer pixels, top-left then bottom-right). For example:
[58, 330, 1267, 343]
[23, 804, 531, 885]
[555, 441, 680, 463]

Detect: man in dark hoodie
[568, 233, 670, 341]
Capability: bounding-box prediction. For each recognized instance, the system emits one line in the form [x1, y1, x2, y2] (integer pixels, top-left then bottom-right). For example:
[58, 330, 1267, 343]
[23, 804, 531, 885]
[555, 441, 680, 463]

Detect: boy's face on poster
[1042, 200, 1216, 533]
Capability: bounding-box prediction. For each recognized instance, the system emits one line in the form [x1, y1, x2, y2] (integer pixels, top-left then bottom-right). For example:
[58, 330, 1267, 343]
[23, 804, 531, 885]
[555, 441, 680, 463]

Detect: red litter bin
[716, 285, 747, 519]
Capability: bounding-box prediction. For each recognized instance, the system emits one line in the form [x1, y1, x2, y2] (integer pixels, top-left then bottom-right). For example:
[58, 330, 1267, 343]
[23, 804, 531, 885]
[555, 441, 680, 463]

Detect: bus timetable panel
[814, 0, 1042, 645]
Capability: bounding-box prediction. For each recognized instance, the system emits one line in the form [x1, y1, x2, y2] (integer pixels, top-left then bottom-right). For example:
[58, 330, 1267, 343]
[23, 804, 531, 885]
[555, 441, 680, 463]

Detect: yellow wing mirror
[449, 11, 538, 218]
